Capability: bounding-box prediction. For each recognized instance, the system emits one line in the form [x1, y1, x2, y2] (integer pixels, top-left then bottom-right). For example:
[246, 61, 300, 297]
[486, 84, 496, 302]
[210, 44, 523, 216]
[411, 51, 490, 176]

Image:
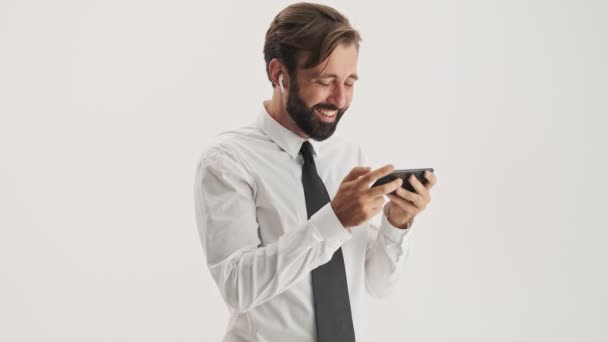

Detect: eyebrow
[314, 73, 359, 81]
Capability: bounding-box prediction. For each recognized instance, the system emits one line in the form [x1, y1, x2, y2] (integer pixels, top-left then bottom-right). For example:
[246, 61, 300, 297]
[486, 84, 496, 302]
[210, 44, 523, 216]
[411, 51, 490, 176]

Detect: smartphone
[371, 168, 434, 193]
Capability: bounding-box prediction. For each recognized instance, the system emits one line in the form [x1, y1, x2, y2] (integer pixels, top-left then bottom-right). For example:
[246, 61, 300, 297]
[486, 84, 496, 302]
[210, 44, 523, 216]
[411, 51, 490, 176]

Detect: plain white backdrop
[1, 0, 607, 341]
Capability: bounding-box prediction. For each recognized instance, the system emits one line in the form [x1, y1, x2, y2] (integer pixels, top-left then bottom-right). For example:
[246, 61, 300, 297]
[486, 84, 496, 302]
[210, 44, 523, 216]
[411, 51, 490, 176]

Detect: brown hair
[263, 2, 362, 87]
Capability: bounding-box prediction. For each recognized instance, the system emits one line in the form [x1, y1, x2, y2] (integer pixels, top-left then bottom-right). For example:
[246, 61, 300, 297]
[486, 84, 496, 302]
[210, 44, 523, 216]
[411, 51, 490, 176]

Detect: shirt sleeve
[355, 144, 413, 298]
[194, 146, 351, 313]
[364, 206, 412, 298]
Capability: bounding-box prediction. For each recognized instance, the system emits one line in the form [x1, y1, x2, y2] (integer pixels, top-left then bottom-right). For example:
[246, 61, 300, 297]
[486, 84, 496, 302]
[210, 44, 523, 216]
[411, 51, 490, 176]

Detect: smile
[315, 108, 337, 117]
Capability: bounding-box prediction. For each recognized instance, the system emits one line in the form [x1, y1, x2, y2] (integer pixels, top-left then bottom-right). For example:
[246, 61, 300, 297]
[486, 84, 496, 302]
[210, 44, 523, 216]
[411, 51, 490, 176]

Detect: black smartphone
[371, 168, 434, 193]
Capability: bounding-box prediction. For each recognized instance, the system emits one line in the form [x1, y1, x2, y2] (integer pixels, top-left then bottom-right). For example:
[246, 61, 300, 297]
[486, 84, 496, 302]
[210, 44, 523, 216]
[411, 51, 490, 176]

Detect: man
[194, 3, 437, 341]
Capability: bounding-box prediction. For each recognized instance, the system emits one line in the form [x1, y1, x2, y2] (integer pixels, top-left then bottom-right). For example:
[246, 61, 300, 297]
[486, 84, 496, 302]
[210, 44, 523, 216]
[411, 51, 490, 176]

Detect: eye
[316, 80, 331, 87]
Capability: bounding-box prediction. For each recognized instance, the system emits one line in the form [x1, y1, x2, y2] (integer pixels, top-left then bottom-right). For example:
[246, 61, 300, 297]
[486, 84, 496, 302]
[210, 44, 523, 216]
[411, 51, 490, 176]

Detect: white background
[1, 0, 607, 341]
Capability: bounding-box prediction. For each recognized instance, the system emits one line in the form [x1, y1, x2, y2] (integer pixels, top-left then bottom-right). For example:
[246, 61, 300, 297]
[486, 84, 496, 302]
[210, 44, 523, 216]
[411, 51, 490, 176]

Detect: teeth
[316, 109, 337, 117]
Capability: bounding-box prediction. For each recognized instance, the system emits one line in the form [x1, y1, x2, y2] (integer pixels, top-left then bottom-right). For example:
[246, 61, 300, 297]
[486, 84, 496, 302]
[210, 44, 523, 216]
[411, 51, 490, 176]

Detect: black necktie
[300, 141, 356, 342]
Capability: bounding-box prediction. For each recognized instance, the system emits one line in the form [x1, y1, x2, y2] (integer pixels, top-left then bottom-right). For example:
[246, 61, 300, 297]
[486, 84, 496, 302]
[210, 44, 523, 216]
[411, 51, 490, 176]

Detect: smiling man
[194, 3, 436, 342]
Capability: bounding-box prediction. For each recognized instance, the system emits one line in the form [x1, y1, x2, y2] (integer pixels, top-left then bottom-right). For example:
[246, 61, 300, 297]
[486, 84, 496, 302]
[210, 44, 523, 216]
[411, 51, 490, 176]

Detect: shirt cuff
[309, 203, 352, 246]
[379, 205, 412, 244]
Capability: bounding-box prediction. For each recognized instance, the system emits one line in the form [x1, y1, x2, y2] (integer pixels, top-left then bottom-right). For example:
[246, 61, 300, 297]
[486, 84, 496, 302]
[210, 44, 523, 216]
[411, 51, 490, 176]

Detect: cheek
[300, 88, 329, 107]
[346, 88, 354, 102]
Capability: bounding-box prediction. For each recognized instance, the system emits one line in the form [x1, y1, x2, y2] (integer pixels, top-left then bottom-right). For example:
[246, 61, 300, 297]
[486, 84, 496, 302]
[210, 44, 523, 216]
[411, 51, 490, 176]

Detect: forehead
[299, 43, 359, 78]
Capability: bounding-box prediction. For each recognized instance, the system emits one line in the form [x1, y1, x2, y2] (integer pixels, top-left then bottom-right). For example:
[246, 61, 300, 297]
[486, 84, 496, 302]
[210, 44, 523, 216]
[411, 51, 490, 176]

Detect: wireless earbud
[279, 74, 285, 94]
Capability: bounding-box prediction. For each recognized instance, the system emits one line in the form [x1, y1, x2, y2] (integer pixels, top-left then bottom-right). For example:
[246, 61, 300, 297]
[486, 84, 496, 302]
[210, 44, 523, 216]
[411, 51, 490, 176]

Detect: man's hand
[331, 165, 403, 229]
[386, 170, 437, 229]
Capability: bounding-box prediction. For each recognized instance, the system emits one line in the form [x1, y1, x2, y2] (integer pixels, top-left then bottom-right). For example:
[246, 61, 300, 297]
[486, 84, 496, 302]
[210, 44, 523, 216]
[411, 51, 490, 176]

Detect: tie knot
[299, 141, 315, 163]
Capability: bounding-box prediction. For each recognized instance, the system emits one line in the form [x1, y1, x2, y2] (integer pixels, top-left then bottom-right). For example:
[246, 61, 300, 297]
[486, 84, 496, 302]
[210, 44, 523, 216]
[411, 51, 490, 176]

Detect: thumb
[342, 166, 372, 183]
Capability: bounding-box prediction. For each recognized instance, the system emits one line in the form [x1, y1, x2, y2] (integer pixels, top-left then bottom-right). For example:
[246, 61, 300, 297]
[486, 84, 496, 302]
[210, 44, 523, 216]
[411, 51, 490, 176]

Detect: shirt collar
[257, 104, 322, 160]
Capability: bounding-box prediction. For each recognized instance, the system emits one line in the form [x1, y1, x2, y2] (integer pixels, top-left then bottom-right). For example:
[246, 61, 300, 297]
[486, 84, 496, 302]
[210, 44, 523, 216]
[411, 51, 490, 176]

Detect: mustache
[313, 103, 341, 112]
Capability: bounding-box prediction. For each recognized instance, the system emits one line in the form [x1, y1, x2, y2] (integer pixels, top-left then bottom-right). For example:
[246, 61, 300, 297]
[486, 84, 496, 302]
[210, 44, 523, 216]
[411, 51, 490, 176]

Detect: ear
[268, 58, 288, 91]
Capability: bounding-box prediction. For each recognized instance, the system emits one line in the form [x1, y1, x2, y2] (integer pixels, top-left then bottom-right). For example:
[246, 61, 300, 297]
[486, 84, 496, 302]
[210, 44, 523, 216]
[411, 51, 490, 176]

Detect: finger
[395, 187, 427, 210]
[371, 196, 385, 210]
[342, 166, 372, 183]
[424, 170, 437, 189]
[387, 194, 418, 216]
[358, 164, 394, 188]
[368, 177, 402, 198]
[408, 175, 429, 200]
[409, 174, 430, 202]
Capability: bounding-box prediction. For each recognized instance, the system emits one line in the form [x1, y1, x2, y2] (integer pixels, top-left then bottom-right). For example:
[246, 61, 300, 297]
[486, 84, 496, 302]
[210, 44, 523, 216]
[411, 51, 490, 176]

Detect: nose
[327, 83, 348, 109]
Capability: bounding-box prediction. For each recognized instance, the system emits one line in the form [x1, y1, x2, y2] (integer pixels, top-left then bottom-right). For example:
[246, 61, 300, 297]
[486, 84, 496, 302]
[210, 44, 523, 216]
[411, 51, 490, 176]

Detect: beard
[285, 79, 348, 141]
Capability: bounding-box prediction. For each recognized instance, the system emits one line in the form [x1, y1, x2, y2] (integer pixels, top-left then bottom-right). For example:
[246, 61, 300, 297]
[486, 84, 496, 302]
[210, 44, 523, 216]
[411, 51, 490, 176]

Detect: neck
[264, 90, 308, 139]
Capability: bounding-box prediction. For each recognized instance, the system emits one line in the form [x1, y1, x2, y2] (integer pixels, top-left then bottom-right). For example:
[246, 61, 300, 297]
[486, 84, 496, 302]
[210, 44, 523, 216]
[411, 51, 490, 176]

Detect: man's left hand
[386, 170, 437, 229]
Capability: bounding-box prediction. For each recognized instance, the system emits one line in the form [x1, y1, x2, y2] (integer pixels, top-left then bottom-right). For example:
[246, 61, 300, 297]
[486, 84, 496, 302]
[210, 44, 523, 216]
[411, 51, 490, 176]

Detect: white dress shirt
[194, 105, 412, 342]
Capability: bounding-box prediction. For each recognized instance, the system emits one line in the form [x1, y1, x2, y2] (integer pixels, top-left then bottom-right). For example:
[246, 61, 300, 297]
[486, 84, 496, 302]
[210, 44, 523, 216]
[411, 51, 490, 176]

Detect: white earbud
[279, 74, 285, 94]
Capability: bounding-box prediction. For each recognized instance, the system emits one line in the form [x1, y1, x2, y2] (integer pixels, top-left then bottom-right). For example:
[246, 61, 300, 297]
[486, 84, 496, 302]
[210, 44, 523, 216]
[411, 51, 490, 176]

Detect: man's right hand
[330, 165, 403, 229]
